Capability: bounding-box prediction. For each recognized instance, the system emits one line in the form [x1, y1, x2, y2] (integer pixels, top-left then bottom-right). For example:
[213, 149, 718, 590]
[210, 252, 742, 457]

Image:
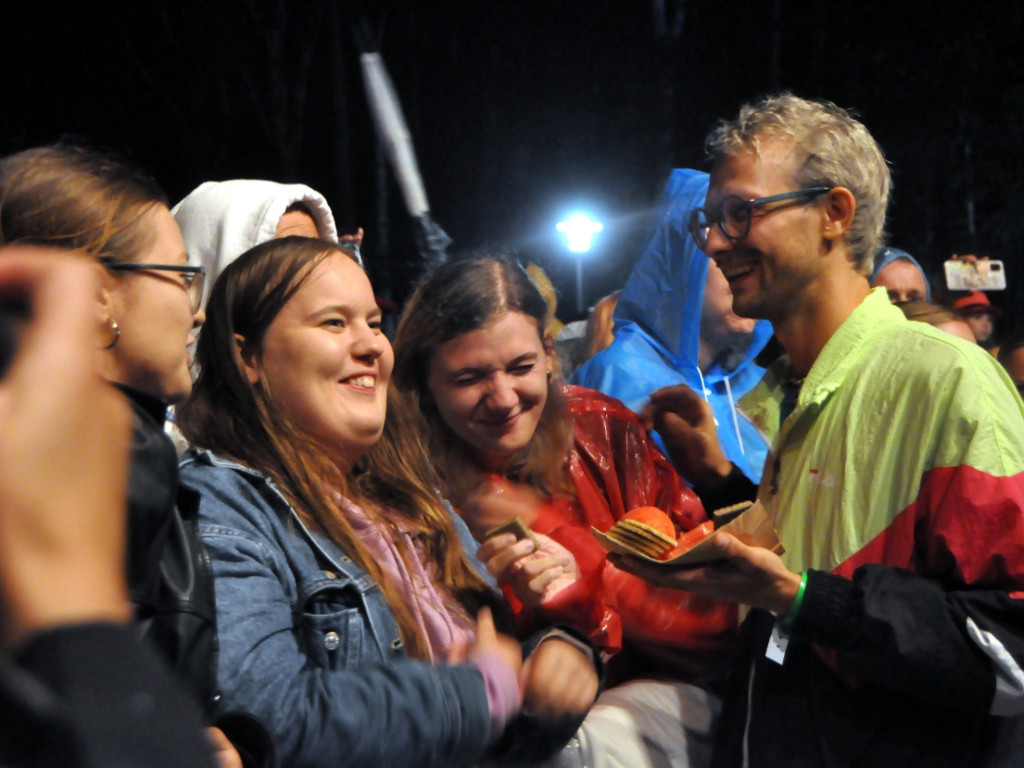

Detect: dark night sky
[3, 0, 1022, 328]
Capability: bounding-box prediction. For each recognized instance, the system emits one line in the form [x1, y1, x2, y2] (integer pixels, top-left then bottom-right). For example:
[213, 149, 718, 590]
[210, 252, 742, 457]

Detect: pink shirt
[343, 499, 519, 739]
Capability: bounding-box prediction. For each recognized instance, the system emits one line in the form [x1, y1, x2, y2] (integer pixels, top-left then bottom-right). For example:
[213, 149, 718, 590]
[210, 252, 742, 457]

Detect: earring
[105, 319, 120, 350]
[546, 369, 552, 380]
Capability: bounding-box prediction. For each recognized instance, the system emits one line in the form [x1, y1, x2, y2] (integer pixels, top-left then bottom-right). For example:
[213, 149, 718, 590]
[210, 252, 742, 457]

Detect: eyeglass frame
[687, 186, 834, 252]
[101, 261, 206, 313]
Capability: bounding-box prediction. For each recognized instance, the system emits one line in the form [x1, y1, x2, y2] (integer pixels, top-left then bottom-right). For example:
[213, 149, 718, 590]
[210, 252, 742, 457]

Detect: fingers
[470, 607, 523, 681]
[525, 562, 567, 594]
[611, 538, 801, 613]
[0, 251, 133, 648]
[480, 533, 576, 606]
[447, 638, 469, 665]
[648, 384, 706, 415]
[205, 728, 244, 768]
[639, 400, 657, 432]
[609, 550, 716, 592]
[475, 605, 497, 646]
[657, 410, 700, 441]
[338, 227, 365, 248]
[0, 250, 101, 400]
[479, 535, 536, 579]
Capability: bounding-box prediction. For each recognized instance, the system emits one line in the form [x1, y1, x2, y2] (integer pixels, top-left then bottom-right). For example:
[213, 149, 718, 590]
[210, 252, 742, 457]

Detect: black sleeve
[8, 622, 218, 768]
[792, 566, 1024, 714]
[696, 462, 759, 516]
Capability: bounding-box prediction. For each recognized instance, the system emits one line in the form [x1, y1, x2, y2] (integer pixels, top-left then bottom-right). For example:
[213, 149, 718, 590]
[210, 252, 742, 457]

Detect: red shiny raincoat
[505, 386, 737, 686]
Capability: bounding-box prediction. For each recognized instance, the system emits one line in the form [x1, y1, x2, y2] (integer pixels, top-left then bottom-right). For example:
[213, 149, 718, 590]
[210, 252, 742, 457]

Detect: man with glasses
[616, 93, 1024, 767]
[572, 168, 774, 485]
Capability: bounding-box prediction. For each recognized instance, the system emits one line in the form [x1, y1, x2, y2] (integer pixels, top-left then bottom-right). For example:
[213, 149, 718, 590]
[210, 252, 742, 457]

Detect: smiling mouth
[345, 375, 376, 388]
[719, 261, 755, 282]
[479, 407, 523, 428]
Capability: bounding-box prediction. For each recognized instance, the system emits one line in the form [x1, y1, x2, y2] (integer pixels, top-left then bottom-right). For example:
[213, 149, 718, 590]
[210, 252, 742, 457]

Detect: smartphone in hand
[945, 259, 1006, 291]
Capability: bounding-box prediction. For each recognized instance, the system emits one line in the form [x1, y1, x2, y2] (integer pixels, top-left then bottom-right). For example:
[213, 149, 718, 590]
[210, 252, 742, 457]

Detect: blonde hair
[706, 93, 890, 275]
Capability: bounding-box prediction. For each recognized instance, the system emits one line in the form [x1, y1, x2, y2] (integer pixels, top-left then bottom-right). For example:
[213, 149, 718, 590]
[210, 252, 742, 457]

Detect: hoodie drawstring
[723, 374, 746, 456]
[695, 367, 720, 428]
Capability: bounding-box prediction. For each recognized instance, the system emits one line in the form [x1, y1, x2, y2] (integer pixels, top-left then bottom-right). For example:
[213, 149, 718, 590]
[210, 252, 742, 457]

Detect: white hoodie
[172, 179, 339, 306]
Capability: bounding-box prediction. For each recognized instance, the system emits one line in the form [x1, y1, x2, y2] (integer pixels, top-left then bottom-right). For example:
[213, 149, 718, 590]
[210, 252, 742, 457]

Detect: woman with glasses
[0, 144, 258, 768]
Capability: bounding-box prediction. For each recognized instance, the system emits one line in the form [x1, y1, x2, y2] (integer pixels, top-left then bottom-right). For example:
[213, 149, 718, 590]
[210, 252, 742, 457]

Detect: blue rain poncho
[572, 169, 772, 483]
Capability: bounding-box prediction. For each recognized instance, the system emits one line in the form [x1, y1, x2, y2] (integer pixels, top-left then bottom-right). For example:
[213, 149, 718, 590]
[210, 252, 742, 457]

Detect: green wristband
[781, 571, 808, 627]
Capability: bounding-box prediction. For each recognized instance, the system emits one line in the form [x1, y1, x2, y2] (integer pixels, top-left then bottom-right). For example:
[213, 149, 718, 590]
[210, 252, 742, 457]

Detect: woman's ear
[234, 333, 261, 385]
[95, 265, 119, 349]
[822, 186, 856, 241]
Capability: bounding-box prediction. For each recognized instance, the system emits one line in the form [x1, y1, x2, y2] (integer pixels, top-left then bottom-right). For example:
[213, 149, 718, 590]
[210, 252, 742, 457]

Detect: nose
[192, 305, 206, 328]
[484, 373, 519, 411]
[703, 220, 734, 257]
[351, 322, 386, 360]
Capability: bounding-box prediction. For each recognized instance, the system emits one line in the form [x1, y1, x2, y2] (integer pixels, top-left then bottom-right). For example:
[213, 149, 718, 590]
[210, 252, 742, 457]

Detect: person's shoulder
[566, 383, 628, 409]
[564, 384, 644, 427]
[872, 322, 1024, 427]
[571, 331, 681, 401]
[180, 450, 292, 529]
[879, 320, 1001, 377]
[180, 448, 259, 486]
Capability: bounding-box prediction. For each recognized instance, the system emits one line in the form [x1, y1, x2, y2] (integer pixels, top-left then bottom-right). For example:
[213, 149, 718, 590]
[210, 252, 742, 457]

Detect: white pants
[544, 679, 721, 768]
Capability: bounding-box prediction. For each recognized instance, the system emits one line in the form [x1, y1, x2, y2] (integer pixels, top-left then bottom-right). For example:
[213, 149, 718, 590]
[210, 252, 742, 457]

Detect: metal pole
[576, 256, 584, 316]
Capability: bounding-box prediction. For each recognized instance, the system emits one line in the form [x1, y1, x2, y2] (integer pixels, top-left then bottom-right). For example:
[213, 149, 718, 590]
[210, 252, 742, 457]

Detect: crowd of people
[1, 91, 1023, 768]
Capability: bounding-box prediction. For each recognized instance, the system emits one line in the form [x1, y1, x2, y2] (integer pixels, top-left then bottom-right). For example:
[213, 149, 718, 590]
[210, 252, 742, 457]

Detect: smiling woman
[175, 236, 599, 768]
[236, 248, 390, 472]
[427, 310, 551, 470]
[392, 255, 739, 768]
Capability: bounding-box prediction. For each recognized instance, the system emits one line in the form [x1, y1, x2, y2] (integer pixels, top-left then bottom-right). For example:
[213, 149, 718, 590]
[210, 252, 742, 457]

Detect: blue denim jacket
[179, 450, 494, 768]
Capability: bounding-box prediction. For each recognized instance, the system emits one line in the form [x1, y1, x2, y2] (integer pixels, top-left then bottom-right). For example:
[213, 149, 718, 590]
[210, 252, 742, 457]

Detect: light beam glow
[556, 213, 604, 253]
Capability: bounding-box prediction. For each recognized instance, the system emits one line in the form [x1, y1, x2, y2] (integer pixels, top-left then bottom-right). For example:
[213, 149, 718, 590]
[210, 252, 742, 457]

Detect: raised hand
[0, 248, 133, 648]
[642, 385, 732, 489]
[476, 532, 579, 608]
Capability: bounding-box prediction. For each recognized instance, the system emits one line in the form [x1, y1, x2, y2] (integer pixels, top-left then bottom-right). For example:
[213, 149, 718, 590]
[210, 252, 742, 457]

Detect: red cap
[953, 291, 1002, 317]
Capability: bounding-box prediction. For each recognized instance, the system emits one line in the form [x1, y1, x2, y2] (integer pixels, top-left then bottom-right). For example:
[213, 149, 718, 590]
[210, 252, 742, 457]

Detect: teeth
[348, 376, 374, 387]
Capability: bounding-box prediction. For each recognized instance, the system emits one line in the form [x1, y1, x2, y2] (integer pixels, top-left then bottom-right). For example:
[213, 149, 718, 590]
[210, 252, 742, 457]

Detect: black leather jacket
[122, 386, 218, 708]
[122, 387, 276, 767]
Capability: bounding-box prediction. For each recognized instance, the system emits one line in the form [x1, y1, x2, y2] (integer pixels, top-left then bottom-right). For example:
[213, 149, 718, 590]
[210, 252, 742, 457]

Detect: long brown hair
[392, 255, 575, 504]
[177, 237, 501, 659]
[0, 143, 167, 263]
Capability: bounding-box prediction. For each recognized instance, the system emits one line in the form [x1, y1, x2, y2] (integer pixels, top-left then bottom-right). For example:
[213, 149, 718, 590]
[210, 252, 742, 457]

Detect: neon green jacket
[712, 288, 1024, 768]
[745, 288, 1024, 580]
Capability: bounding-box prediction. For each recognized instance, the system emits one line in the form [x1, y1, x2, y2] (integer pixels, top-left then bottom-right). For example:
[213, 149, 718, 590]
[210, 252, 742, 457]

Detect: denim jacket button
[324, 631, 340, 651]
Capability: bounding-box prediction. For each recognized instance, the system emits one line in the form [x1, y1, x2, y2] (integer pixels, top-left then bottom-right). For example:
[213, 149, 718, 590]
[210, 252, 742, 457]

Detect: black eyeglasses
[687, 187, 833, 251]
[102, 262, 206, 313]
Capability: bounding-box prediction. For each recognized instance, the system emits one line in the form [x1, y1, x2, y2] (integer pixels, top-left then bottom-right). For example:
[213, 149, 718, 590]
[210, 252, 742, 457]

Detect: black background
[3, 1, 1021, 330]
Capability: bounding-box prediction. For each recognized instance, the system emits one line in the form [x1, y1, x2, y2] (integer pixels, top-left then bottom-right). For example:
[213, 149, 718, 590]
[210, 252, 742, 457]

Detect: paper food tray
[592, 500, 783, 567]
